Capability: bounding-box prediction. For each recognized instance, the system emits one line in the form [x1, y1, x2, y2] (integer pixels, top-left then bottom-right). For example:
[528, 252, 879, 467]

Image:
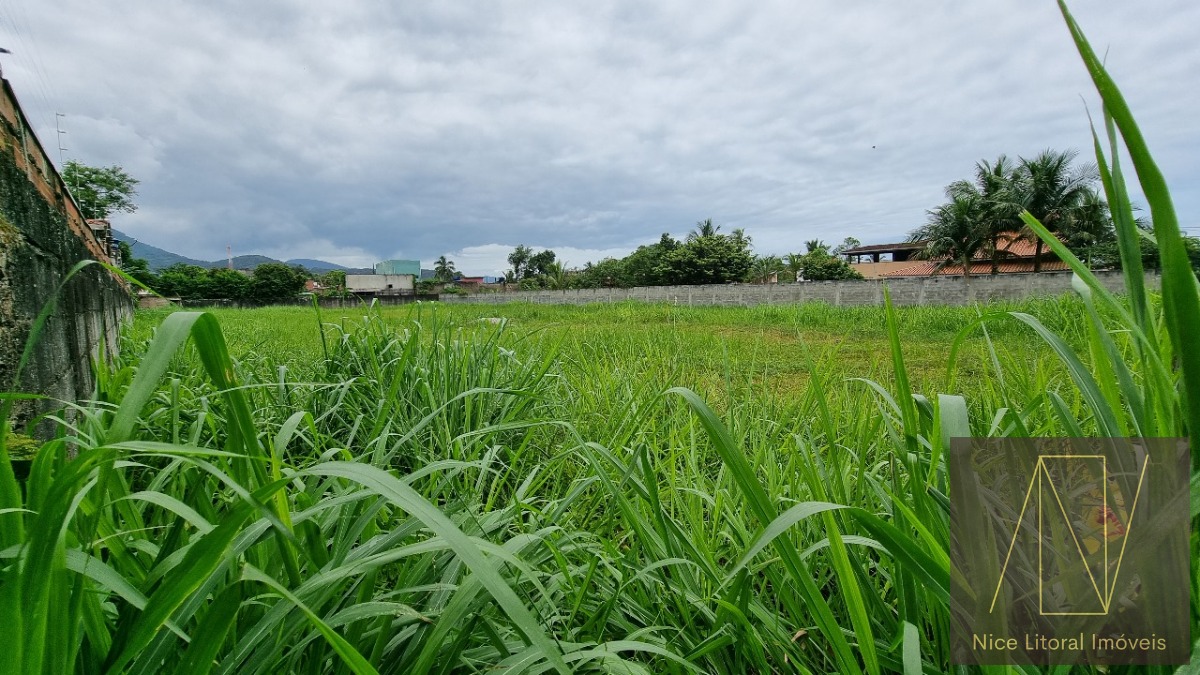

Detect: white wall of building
[346, 274, 415, 292]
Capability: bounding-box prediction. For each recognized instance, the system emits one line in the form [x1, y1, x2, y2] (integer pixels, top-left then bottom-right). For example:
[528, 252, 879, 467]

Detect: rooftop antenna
[227, 244, 233, 269]
[55, 113, 68, 167]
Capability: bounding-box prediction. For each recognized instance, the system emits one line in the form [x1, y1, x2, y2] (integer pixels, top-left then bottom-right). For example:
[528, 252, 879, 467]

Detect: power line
[0, 0, 58, 146]
[12, 0, 60, 128]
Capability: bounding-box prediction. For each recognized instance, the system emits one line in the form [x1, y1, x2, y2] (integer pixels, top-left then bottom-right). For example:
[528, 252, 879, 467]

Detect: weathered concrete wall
[0, 77, 132, 431]
[439, 270, 1159, 307]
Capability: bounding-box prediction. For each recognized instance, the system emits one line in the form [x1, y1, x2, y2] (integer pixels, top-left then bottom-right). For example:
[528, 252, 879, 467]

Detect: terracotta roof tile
[883, 259, 1070, 277]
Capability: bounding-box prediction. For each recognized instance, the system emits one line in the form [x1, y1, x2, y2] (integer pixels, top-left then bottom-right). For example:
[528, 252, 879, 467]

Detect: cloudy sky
[3, 1, 1198, 274]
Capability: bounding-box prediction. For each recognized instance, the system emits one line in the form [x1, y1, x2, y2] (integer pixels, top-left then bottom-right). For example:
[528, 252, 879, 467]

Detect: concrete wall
[439, 270, 1158, 308]
[0, 77, 133, 432]
[346, 274, 415, 292]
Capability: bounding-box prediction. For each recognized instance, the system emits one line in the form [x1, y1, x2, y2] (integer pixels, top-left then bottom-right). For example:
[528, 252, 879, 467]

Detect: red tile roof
[883, 259, 1070, 277]
[975, 234, 1058, 259]
[844, 233, 1058, 259]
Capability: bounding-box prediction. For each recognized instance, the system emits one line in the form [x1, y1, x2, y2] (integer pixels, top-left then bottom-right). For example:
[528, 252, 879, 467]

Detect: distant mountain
[225, 254, 279, 269]
[288, 258, 347, 271]
[112, 230, 368, 274]
[113, 229, 209, 270]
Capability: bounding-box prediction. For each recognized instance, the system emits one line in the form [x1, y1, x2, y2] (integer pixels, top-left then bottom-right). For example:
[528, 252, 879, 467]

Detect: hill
[113, 230, 366, 273]
[287, 258, 347, 271]
[225, 255, 278, 269]
[114, 230, 209, 270]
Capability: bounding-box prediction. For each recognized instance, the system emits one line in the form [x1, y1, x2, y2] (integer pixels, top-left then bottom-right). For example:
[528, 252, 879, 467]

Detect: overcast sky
[3, 1, 1198, 274]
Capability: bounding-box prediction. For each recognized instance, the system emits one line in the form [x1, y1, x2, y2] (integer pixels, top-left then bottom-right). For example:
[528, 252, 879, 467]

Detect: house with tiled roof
[843, 234, 1067, 279]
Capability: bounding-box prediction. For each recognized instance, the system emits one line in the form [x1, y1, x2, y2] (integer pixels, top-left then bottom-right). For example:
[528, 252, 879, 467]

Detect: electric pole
[55, 112, 68, 168]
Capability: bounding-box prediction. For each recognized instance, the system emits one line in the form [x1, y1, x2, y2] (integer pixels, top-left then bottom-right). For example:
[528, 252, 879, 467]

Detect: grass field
[1, 5, 1198, 673]
[75, 291, 1152, 674]
[129, 297, 1086, 413]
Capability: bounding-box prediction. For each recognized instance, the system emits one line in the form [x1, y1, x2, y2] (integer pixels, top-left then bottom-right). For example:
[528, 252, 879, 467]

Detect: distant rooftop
[840, 241, 925, 256]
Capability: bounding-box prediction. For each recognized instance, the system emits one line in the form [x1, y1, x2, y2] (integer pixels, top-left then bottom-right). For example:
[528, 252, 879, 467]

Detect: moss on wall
[0, 138, 132, 434]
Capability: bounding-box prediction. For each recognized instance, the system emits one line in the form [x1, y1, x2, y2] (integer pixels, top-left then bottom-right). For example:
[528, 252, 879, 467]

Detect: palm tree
[749, 255, 784, 284]
[433, 255, 456, 282]
[1059, 188, 1113, 268]
[784, 253, 805, 282]
[730, 227, 750, 249]
[910, 193, 988, 281]
[1013, 149, 1099, 272]
[687, 218, 720, 242]
[804, 239, 829, 254]
[545, 261, 570, 290]
[954, 155, 1024, 274]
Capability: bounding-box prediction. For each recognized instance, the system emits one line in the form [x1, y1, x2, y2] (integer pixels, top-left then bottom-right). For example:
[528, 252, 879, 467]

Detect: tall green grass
[0, 3, 1196, 673]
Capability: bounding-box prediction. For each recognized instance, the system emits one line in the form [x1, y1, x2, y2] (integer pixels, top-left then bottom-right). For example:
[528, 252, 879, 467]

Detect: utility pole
[227, 244, 232, 269]
[55, 112, 68, 168]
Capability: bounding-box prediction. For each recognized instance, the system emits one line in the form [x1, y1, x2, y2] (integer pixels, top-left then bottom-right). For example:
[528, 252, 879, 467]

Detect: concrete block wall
[439, 270, 1157, 308]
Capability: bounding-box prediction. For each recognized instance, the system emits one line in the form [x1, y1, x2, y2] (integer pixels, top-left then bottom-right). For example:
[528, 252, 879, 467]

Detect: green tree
[318, 269, 346, 290]
[248, 263, 306, 304]
[665, 230, 753, 285]
[1058, 188, 1113, 268]
[62, 161, 140, 221]
[507, 245, 533, 279]
[528, 249, 557, 277]
[784, 253, 805, 282]
[1085, 220, 1200, 271]
[152, 264, 209, 299]
[832, 237, 862, 262]
[790, 247, 863, 281]
[116, 240, 155, 287]
[433, 256, 457, 282]
[910, 192, 989, 281]
[544, 261, 569, 290]
[623, 234, 678, 286]
[749, 255, 785, 283]
[1013, 149, 1099, 272]
[206, 268, 251, 300]
[687, 218, 720, 242]
[574, 257, 626, 288]
[953, 155, 1025, 274]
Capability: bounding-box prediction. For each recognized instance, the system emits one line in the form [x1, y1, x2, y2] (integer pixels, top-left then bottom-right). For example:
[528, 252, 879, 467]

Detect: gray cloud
[4, 0, 1198, 272]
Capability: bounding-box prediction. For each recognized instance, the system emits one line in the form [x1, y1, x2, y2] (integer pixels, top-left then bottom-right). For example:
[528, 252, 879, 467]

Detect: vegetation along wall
[0, 78, 132, 431]
[440, 270, 1159, 307]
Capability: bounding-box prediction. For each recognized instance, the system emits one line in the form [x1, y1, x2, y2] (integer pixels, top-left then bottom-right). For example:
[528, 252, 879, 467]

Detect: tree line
[117, 243, 341, 303]
[910, 149, 1200, 275]
[497, 219, 862, 291]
